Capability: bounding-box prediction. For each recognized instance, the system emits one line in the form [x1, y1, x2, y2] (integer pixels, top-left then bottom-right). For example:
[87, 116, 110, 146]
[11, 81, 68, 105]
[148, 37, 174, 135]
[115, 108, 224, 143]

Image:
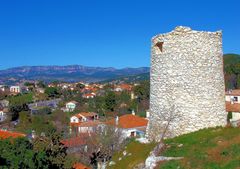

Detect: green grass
[160, 127, 240, 169]
[108, 140, 156, 169]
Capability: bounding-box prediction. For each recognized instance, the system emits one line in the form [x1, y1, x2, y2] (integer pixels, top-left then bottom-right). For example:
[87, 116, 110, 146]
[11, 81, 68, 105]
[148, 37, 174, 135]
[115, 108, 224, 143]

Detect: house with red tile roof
[105, 113, 148, 138]
[70, 112, 98, 123]
[225, 90, 240, 126]
[226, 89, 240, 103]
[70, 112, 102, 134]
[226, 101, 240, 126]
[114, 84, 133, 92]
[82, 93, 96, 99]
[0, 130, 26, 139]
[61, 133, 91, 154]
[73, 162, 90, 169]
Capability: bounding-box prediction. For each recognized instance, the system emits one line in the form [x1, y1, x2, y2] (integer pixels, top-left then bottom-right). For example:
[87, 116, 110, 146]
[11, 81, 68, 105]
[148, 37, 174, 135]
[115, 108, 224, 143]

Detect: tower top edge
[152, 26, 222, 41]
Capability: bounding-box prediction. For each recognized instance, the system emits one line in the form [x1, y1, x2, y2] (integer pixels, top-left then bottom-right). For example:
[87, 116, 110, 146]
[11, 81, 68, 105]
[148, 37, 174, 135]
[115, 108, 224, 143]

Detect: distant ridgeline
[0, 65, 150, 85]
[0, 54, 239, 85]
[223, 54, 240, 89]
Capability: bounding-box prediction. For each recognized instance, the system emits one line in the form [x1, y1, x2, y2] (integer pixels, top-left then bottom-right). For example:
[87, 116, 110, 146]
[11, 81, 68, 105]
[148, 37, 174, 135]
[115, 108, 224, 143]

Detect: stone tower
[147, 26, 227, 141]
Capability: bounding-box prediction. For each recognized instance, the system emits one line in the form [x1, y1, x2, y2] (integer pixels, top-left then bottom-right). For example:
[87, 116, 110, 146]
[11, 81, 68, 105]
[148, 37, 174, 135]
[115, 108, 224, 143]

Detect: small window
[154, 42, 164, 53]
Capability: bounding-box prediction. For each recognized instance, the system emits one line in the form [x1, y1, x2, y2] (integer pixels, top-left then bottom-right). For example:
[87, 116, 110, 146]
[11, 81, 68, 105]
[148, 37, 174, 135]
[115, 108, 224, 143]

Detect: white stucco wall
[70, 116, 79, 123]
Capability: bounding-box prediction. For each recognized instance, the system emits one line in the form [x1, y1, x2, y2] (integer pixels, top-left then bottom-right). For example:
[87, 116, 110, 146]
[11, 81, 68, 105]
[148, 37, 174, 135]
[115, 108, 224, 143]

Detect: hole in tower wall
[154, 42, 164, 53]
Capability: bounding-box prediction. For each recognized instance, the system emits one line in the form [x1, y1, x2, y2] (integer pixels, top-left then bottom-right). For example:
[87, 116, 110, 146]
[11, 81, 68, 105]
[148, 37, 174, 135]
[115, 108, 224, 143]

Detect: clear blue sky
[0, 0, 239, 69]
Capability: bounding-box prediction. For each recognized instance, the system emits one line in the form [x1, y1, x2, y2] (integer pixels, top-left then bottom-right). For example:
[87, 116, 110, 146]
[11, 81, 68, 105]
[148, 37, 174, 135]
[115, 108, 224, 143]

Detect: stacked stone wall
[147, 26, 227, 141]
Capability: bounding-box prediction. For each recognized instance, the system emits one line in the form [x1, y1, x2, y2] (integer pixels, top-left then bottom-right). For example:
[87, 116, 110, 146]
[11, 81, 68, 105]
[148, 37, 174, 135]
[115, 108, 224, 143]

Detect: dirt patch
[207, 135, 240, 162]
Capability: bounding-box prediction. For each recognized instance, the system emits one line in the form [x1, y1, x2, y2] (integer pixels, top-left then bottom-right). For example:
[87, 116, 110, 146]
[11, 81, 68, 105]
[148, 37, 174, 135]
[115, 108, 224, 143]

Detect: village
[0, 79, 152, 168]
[0, 0, 239, 168]
[0, 75, 240, 168]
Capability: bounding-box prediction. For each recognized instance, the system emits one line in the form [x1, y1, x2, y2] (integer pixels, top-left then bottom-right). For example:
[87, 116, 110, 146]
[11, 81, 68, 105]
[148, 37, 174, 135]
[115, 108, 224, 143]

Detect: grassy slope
[8, 93, 33, 105]
[160, 127, 240, 169]
[108, 140, 156, 169]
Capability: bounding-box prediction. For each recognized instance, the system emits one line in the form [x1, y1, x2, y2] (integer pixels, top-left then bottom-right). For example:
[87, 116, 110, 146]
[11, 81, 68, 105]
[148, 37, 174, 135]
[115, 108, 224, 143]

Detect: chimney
[131, 92, 135, 100]
[146, 110, 150, 119]
[115, 116, 119, 125]
[132, 110, 135, 116]
[31, 130, 36, 139]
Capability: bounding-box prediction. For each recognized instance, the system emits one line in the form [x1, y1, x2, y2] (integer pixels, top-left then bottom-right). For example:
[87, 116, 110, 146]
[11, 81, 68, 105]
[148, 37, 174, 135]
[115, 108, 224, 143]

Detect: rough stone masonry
[146, 26, 227, 141]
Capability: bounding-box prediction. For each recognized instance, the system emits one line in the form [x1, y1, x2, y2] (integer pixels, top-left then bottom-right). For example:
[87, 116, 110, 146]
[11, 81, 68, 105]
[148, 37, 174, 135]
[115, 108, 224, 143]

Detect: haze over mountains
[0, 65, 150, 84]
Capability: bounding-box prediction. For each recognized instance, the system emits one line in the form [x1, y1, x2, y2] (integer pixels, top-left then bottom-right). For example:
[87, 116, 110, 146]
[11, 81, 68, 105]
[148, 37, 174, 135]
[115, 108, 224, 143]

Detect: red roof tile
[226, 101, 240, 112]
[72, 112, 97, 119]
[105, 114, 148, 129]
[115, 84, 133, 91]
[70, 120, 102, 127]
[73, 163, 90, 169]
[0, 130, 26, 139]
[62, 136, 87, 147]
[67, 101, 78, 104]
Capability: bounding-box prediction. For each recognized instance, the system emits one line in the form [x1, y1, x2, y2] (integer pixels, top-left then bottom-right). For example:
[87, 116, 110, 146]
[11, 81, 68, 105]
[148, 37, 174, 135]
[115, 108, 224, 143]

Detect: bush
[227, 112, 232, 122]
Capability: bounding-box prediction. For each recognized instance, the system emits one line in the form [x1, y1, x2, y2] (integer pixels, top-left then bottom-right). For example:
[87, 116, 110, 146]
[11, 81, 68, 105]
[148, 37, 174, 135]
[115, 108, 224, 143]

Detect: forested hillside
[223, 53, 240, 89]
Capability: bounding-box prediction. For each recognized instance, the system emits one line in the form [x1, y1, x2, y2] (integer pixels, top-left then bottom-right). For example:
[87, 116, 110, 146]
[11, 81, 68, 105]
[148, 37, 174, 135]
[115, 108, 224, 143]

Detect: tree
[17, 111, 31, 131]
[33, 130, 73, 168]
[77, 125, 125, 168]
[134, 81, 150, 101]
[76, 83, 85, 89]
[24, 82, 35, 87]
[51, 109, 69, 133]
[0, 138, 48, 169]
[45, 87, 60, 98]
[31, 115, 56, 135]
[0, 135, 74, 169]
[104, 92, 116, 112]
[224, 54, 240, 89]
[9, 103, 29, 121]
[15, 112, 56, 136]
[37, 81, 46, 88]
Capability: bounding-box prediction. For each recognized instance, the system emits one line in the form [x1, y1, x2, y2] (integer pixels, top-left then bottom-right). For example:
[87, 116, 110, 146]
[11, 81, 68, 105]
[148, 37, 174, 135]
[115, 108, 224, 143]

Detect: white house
[225, 90, 240, 126]
[10, 86, 21, 93]
[225, 89, 240, 103]
[114, 84, 133, 92]
[105, 113, 148, 138]
[70, 112, 98, 123]
[65, 101, 78, 112]
[70, 112, 100, 134]
[226, 101, 240, 127]
[0, 85, 7, 92]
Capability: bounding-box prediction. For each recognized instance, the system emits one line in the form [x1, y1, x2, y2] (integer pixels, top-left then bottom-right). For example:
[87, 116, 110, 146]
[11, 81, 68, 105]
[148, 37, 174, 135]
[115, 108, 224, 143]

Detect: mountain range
[0, 65, 150, 84]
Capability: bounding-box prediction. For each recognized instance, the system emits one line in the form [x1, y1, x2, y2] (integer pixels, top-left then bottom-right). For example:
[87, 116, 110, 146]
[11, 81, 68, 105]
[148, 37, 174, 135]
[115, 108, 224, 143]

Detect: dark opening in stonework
[155, 42, 163, 53]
